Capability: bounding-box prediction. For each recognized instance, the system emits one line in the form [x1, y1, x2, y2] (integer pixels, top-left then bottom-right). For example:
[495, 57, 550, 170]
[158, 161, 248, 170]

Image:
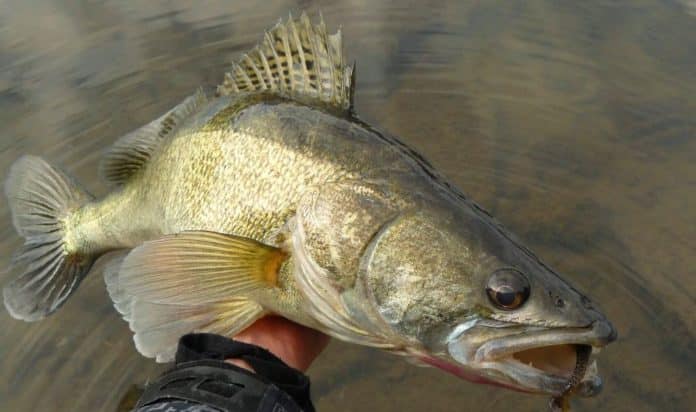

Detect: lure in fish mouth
[435, 318, 614, 396]
[2, 11, 616, 409]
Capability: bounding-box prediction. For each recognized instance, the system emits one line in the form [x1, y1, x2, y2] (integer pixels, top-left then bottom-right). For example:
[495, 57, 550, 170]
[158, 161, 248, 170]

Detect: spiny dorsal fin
[99, 89, 207, 185]
[217, 12, 355, 113]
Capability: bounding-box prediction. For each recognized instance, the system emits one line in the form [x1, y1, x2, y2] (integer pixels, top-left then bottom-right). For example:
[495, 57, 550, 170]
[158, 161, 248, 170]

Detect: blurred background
[0, 0, 694, 411]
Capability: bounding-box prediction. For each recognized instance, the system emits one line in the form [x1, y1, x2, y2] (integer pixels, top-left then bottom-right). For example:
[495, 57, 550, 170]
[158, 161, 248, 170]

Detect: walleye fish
[3, 13, 616, 407]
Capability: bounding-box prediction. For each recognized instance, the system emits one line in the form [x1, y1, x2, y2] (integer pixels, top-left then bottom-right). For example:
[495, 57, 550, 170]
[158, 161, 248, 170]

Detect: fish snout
[579, 294, 617, 346]
[590, 318, 618, 346]
[548, 284, 616, 343]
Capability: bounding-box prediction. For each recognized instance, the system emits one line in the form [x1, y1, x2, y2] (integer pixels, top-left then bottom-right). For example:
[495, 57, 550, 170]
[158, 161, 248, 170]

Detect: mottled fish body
[3, 13, 616, 407]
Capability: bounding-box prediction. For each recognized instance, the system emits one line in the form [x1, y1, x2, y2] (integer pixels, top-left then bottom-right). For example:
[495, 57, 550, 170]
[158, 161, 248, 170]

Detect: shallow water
[0, 1, 694, 411]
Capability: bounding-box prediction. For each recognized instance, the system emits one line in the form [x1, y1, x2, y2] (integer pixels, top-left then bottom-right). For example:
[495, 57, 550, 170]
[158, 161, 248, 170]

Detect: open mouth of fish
[425, 319, 616, 397]
[484, 342, 599, 395]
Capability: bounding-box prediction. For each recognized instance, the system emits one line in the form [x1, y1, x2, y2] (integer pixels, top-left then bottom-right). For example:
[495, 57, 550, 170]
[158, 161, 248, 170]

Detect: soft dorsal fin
[217, 12, 355, 113]
[99, 89, 207, 185]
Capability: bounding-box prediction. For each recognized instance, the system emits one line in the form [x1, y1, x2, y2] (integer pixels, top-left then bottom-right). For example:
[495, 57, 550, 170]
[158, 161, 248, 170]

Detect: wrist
[229, 316, 329, 372]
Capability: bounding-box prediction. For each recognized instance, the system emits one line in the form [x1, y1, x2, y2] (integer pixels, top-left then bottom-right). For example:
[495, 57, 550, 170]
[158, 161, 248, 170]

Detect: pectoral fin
[130, 298, 264, 362]
[107, 231, 286, 362]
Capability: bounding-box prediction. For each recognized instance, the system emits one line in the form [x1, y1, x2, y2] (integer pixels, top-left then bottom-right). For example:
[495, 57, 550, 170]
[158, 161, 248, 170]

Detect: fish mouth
[508, 343, 585, 380]
[484, 342, 600, 396]
[445, 320, 616, 396]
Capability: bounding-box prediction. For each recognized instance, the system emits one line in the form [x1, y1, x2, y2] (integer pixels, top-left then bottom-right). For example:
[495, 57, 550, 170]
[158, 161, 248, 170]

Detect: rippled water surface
[1, 1, 694, 411]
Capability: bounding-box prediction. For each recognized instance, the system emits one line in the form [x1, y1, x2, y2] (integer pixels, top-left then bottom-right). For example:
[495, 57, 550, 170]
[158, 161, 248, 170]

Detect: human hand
[228, 316, 330, 372]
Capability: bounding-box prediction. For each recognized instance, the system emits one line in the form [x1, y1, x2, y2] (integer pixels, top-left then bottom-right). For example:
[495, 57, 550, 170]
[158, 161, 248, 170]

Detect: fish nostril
[547, 290, 565, 309]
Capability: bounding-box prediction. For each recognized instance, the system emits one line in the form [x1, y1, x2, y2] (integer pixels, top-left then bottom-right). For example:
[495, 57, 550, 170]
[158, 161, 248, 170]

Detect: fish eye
[486, 268, 530, 310]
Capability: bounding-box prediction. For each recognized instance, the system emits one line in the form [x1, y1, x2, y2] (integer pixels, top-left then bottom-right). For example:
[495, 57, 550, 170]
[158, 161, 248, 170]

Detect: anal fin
[107, 231, 284, 361]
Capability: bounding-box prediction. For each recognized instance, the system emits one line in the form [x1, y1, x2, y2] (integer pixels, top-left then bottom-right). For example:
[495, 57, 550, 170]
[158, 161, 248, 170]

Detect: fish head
[358, 197, 617, 396]
[293, 182, 615, 396]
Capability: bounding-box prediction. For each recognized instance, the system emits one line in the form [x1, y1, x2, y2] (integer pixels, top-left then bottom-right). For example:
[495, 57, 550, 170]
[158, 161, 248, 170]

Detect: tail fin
[3, 155, 95, 321]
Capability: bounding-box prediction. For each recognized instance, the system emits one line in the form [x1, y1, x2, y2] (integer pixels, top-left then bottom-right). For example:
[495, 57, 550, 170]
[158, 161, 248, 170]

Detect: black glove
[134, 333, 315, 412]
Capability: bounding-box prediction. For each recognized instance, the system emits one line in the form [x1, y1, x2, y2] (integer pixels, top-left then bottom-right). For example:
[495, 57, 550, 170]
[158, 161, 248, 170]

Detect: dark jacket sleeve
[133, 333, 315, 412]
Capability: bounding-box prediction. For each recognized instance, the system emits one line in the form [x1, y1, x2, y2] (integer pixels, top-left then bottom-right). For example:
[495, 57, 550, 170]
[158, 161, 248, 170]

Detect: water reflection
[1, 1, 694, 411]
